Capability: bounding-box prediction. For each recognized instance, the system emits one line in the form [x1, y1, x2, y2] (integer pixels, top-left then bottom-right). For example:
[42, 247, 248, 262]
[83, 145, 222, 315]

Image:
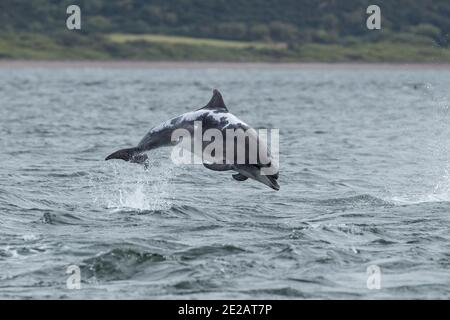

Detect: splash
[387, 83, 450, 205]
[88, 156, 175, 212]
[391, 169, 450, 205]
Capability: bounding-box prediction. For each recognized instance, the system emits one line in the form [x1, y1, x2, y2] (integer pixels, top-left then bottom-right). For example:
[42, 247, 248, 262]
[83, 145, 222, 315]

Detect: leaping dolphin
[105, 90, 279, 190]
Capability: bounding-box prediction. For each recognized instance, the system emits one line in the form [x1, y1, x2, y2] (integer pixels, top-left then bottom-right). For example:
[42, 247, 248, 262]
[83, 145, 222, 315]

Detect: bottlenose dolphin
[105, 90, 279, 190]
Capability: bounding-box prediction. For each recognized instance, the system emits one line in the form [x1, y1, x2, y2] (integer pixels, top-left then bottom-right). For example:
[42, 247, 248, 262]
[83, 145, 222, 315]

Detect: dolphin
[105, 90, 279, 190]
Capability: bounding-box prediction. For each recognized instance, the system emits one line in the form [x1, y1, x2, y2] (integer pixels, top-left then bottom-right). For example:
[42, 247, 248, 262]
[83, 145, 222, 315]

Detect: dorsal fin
[200, 89, 228, 111]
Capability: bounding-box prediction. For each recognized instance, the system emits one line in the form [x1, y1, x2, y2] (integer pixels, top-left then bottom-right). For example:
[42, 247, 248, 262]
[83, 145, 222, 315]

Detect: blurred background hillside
[1, 0, 449, 62]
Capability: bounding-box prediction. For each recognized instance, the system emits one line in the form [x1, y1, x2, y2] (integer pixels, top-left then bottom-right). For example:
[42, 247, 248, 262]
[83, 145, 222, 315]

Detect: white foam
[21, 234, 39, 241]
[89, 157, 174, 212]
[391, 190, 450, 205]
[389, 165, 450, 205]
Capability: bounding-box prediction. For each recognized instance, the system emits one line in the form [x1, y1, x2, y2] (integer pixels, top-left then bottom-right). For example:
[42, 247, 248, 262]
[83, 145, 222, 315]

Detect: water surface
[0, 64, 449, 299]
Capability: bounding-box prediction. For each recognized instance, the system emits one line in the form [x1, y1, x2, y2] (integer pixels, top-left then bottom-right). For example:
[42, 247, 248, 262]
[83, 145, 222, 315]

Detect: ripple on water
[1, 68, 450, 299]
[81, 248, 166, 281]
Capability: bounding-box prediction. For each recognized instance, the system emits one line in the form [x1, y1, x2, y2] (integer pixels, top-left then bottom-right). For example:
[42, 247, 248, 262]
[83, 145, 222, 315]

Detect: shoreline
[1, 60, 450, 69]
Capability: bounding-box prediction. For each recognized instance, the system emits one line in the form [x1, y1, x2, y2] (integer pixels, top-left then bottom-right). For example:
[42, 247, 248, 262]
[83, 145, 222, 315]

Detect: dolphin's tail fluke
[105, 147, 148, 164]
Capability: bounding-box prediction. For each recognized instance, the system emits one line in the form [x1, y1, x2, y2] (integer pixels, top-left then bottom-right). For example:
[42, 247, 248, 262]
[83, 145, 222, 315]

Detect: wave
[47, 171, 88, 178]
[390, 191, 450, 205]
[316, 194, 392, 207]
[388, 175, 450, 205]
[244, 287, 307, 298]
[80, 248, 166, 281]
[39, 212, 82, 225]
[78, 244, 246, 283]
[176, 245, 246, 261]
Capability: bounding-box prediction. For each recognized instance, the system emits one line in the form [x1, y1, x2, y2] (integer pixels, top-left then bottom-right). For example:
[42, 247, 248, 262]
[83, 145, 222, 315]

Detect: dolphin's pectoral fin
[234, 165, 280, 191]
[203, 163, 233, 171]
[232, 173, 248, 181]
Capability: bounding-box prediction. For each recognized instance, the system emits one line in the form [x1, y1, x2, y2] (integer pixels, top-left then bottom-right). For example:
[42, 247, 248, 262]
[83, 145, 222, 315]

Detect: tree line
[1, 0, 448, 46]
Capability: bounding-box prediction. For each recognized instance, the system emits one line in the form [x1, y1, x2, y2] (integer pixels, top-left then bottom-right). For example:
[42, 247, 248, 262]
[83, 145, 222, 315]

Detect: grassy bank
[1, 32, 449, 62]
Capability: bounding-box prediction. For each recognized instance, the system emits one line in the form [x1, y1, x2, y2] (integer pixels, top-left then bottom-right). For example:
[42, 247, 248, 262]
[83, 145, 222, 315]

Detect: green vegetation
[0, 0, 449, 62]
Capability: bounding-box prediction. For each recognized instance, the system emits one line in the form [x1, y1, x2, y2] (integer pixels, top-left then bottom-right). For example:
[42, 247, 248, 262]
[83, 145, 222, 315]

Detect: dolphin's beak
[269, 178, 280, 191]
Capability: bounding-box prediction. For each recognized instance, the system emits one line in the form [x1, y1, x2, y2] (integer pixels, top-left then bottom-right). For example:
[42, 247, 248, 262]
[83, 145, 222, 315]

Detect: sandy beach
[1, 60, 450, 69]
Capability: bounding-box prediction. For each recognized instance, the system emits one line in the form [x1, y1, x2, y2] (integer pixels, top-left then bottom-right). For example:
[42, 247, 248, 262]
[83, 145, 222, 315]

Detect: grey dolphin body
[105, 90, 279, 190]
